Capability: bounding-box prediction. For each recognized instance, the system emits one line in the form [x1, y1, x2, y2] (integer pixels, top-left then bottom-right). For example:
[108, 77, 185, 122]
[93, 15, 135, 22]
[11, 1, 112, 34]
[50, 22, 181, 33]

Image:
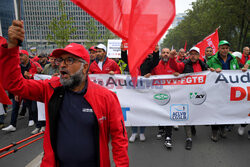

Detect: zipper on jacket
[121, 120, 125, 137]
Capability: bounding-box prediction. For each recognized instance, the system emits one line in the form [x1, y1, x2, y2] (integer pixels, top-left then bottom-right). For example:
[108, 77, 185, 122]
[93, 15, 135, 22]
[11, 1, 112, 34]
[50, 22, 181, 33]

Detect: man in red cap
[88, 46, 97, 64]
[0, 20, 128, 167]
[89, 43, 121, 74]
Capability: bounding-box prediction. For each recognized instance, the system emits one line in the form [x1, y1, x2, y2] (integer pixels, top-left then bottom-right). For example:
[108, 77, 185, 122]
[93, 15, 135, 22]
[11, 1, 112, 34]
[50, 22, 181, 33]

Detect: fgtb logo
[189, 90, 207, 105]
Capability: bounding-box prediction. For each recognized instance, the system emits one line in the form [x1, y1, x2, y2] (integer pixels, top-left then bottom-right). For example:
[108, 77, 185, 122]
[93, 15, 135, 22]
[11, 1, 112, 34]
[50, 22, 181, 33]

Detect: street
[0, 113, 250, 167]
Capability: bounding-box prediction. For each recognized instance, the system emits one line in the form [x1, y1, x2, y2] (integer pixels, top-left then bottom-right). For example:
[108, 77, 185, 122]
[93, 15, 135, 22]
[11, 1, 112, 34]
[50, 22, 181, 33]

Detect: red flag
[71, 0, 176, 80]
[0, 36, 12, 105]
[195, 29, 219, 60]
[184, 40, 187, 52]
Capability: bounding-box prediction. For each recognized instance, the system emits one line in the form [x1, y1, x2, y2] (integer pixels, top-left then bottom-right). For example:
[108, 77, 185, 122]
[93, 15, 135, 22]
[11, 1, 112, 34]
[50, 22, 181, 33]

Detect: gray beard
[60, 65, 85, 90]
[162, 58, 169, 62]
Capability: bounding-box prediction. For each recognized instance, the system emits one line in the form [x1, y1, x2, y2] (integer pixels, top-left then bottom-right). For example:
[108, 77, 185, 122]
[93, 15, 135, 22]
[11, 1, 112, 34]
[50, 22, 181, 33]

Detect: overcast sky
[175, 0, 196, 14]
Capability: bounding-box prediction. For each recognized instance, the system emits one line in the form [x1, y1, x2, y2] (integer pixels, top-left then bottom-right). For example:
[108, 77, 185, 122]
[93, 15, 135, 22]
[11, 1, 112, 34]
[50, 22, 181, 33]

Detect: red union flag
[195, 29, 219, 60]
[71, 0, 176, 79]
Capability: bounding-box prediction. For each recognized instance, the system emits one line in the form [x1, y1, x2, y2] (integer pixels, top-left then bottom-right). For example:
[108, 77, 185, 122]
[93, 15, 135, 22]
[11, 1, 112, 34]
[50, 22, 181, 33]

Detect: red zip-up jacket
[240, 54, 250, 65]
[0, 45, 129, 167]
[151, 60, 177, 75]
[89, 57, 121, 74]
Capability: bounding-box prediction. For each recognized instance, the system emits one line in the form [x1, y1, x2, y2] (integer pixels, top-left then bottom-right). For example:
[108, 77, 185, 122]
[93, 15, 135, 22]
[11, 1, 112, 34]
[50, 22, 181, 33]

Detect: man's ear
[82, 63, 89, 74]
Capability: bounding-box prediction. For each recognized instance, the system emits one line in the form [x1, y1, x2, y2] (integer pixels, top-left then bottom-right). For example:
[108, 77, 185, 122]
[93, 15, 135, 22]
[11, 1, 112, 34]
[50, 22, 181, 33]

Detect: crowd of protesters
[0, 32, 250, 154]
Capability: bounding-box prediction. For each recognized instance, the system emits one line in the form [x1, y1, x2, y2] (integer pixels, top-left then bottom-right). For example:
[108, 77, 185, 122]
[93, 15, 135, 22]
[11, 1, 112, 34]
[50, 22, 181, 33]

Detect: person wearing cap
[240, 46, 249, 65]
[207, 40, 240, 142]
[169, 46, 209, 150]
[0, 20, 128, 167]
[2, 49, 42, 132]
[232, 51, 244, 68]
[38, 52, 49, 69]
[89, 43, 121, 74]
[88, 46, 97, 64]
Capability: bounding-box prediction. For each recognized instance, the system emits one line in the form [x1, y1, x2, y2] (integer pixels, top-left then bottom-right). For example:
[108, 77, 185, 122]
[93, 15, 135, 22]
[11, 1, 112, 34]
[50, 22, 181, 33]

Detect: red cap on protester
[88, 46, 96, 51]
[19, 50, 29, 56]
[51, 43, 90, 64]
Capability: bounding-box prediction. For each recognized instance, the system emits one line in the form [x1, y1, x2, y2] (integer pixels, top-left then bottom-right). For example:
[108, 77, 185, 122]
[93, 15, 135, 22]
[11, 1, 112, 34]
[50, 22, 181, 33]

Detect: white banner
[34, 75, 51, 121]
[107, 39, 122, 58]
[35, 71, 250, 126]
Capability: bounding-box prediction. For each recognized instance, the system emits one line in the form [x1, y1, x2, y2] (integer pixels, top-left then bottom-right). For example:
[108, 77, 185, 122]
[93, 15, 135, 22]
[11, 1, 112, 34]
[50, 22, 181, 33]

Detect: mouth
[60, 70, 69, 78]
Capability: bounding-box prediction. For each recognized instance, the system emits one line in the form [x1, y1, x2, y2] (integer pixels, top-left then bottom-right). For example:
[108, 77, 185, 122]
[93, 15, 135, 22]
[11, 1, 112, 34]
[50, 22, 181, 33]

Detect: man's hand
[52, 73, 59, 77]
[173, 72, 180, 77]
[144, 73, 151, 78]
[169, 49, 177, 59]
[241, 67, 248, 72]
[109, 71, 115, 75]
[154, 44, 159, 52]
[209, 68, 215, 72]
[8, 20, 25, 48]
[24, 71, 32, 78]
[215, 68, 222, 73]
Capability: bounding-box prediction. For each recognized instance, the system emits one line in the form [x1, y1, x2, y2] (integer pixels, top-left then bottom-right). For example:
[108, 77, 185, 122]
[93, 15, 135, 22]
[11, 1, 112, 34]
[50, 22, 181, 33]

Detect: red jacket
[0, 45, 129, 167]
[89, 57, 121, 74]
[240, 54, 250, 65]
[25, 60, 42, 79]
[151, 60, 177, 75]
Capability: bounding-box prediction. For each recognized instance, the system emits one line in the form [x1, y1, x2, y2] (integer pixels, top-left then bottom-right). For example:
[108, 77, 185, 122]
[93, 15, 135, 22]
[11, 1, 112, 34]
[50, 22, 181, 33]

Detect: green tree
[161, 0, 249, 52]
[47, 0, 77, 48]
[85, 18, 118, 48]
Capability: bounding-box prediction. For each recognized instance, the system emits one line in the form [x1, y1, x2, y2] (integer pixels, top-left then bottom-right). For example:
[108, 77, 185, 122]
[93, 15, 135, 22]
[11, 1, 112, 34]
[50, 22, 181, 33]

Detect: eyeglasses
[56, 57, 85, 65]
[189, 53, 199, 56]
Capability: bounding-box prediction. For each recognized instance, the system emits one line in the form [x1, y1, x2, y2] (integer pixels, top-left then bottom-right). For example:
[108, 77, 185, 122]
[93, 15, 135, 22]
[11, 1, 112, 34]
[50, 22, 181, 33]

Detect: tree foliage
[161, 0, 249, 52]
[47, 0, 77, 48]
[85, 18, 118, 48]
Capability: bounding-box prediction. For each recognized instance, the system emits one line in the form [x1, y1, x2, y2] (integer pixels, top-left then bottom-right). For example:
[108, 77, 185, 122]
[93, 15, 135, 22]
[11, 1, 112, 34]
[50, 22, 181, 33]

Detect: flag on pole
[71, 0, 176, 81]
[0, 36, 12, 105]
[184, 40, 187, 52]
[195, 29, 219, 60]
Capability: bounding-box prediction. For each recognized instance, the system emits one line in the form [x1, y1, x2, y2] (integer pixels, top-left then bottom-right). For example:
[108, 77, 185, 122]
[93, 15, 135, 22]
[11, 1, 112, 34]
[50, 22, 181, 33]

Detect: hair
[205, 46, 213, 51]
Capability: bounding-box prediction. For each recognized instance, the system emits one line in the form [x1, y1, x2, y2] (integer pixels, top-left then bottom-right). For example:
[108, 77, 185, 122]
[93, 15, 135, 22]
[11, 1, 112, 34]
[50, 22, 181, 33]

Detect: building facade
[23, 0, 107, 53]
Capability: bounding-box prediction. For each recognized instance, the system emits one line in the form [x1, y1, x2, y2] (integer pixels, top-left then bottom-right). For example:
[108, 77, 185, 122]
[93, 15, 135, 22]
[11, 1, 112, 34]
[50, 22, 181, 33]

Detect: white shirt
[98, 61, 103, 71]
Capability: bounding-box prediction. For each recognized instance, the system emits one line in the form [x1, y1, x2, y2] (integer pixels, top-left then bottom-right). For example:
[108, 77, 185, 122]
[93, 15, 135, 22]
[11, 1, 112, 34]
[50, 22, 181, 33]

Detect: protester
[42, 55, 59, 76]
[232, 51, 244, 68]
[89, 44, 121, 74]
[151, 47, 179, 148]
[204, 46, 214, 63]
[239, 46, 249, 65]
[38, 52, 49, 69]
[0, 20, 129, 166]
[169, 46, 209, 150]
[207, 40, 240, 142]
[2, 49, 42, 132]
[176, 48, 186, 62]
[88, 46, 96, 64]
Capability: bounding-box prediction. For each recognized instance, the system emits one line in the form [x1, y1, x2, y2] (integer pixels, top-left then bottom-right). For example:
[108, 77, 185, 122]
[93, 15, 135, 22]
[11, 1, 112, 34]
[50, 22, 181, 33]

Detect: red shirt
[89, 57, 121, 74]
[240, 54, 250, 65]
[151, 60, 177, 75]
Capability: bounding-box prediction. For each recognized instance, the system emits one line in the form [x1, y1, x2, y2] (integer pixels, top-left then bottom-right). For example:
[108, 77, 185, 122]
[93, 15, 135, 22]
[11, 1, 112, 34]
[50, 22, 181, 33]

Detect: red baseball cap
[19, 50, 29, 56]
[51, 43, 90, 64]
[88, 46, 96, 51]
